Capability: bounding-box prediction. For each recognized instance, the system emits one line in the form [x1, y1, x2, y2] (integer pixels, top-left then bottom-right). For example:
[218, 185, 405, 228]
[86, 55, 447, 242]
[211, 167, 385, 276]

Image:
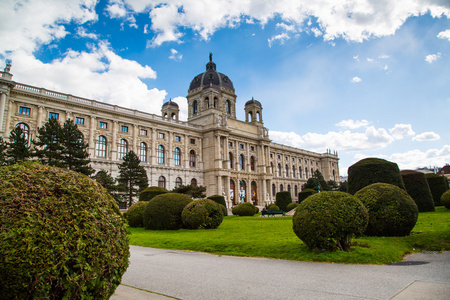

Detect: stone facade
[0, 58, 339, 208]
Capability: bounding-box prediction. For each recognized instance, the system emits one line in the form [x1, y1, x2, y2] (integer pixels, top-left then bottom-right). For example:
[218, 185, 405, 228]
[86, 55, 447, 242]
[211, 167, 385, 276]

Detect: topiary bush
[292, 191, 368, 252]
[207, 195, 227, 208]
[139, 186, 168, 202]
[401, 170, 435, 212]
[275, 191, 292, 211]
[0, 162, 129, 299]
[298, 188, 317, 203]
[182, 199, 224, 229]
[354, 183, 418, 237]
[126, 201, 148, 227]
[267, 204, 280, 210]
[232, 202, 257, 216]
[425, 174, 449, 206]
[286, 202, 299, 211]
[143, 193, 192, 230]
[441, 190, 450, 209]
[347, 158, 405, 194]
[218, 203, 228, 216]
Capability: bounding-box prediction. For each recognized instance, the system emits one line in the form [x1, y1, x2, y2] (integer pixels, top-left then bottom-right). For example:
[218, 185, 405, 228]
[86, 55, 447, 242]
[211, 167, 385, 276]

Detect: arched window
[250, 156, 255, 171]
[280, 184, 284, 192]
[299, 167, 303, 178]
[257, 111, 261, 122]
[193, 100, 198, 115]
[226, 100, 231, 114]
[292, 166, 296, 178]
[288, 184, 291, 193]
[272, 184, 276, 196]
[294, 185, 298, 197]
[138, 142, 147, 162]
[118, 139, 128, 159]
[175, 177, 182, 188]
[174, 147, 181, 166]
[158, 176, 166, 189]
[285, 164, 289, 177]
[16, 123, 30, 144]
[214, 97, 218, 108]
[191, 178, 197, 187]
[96, 135, 107, 158]
[189, 150, 196, 167]
[229, 152, 234, 169]
[205, 97, 209, 108]
[311, 168, 314, 177]
[157, 145, 165, 164]
[305, 167, 309, 178]
[239, 154, 245, 170]
[277, 163, 282, 177]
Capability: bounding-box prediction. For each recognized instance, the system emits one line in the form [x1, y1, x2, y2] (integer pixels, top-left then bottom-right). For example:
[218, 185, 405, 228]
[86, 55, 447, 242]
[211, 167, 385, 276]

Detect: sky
[1, 0, 449, 177]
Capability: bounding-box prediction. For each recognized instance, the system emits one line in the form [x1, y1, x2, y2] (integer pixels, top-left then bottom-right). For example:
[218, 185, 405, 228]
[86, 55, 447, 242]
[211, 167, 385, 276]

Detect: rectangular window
[99, 121, 107, 129]
[121, 125, 128, 133]
[140, 129, 147, 136]
[239, 144, 244, 150]
[190, 138, 195, 145]
[19, 106, 31, 115]
[175, 136, 181, 142]
[228, 142, 233, 147]
[250, 146, 255, 151]
[277, 155, 280, 159]
[158, 132, 165, 139]
[270, 153, 273, 158]
[75, 117, 84, 125]
[48, 112, 59, 120]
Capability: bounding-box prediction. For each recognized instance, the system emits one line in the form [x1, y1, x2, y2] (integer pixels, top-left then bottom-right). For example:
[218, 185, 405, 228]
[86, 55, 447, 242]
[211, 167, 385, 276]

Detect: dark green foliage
[0, 162, 129, 299]
[327, 180, 339, 191]
[117, 151, 148, 208]
[286, 202, 299, 211]
[293, 191, 368, 252]
[275, 191, 292, 211]
[302, 170, 331, 191]
[6, 126, 32, 164]
[401, 170, 435, 212]
[298, 188, 317, 203]
[232, 202, 257, 216]
[267, 204, 280, 210]
[182, 199, 224, 229]
[33, 117, 65, 167]
[218, 204, 228, 216]
[338, 181, 348, 192]
[355, 183, 419, 237]
[139, 186, 168, 201]
[0, 137, 6, 166]
[126, 201, 148, 227]
[207, 195, 227, 207]
[143, 193, 192, 230]
[347, 158, 405, 194]
[172, 184, 207, 198]
[94, 170, 122, 204]
[441, 190, 450, 209]
[425, 174, 449, 206]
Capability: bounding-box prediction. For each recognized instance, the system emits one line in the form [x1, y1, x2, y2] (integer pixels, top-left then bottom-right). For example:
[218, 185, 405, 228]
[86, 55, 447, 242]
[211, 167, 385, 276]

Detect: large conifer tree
[117, 151, 148, 207]
[33, 117, 65, 168]
[6, 126, 32, 164]
[62, 119, 94, 176]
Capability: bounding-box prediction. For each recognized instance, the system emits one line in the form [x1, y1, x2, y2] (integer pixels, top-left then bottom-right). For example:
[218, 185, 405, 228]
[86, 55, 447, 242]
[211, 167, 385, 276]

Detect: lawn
[128, 206, 450, 264]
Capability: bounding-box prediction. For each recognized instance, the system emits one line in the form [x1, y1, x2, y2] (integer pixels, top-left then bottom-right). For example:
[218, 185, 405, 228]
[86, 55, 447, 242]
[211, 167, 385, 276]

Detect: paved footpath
[112, 246, 450, 300]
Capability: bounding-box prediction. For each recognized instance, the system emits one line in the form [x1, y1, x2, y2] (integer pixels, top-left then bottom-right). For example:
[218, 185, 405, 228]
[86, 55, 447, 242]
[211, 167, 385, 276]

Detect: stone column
[151, 128, 156, 165]
[0, 92, 6, 133]
[4, 100, 13, 139]
[224, 175, 231, 208]
[184, 134, 189, 168]
[111, 121, 117, 160]
[132, 124, 138, 153]
[89, 116, 95, 157]
[168, 131, 173, 166]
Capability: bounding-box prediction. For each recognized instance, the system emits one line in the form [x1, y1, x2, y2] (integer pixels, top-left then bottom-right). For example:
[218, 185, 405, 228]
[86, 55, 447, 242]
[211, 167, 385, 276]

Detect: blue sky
[1, 0, 449, 176]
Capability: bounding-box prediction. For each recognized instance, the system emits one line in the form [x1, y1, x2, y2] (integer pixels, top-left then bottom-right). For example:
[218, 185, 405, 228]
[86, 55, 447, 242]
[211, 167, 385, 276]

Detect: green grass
[128, 206, 450, 264]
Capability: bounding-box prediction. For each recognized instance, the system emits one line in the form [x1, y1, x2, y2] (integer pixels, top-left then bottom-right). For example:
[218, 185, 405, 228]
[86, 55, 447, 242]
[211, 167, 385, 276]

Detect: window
[288, 185, 291, 193]
[121, 125, 128, 133]
[294, 185, 298, 197]
[191, 178, 197, 187]
[229, 152, 234, 169]
[99, 121, 107, 129]
[239, 144, 244, 150]
[19, 106, 31, 115]
[157, 145, 165, 164]
[96, 135, 107, 157]
[189, 150, 196, 167]
[174, 147, 181, 166]
[158, 176, 166, 189]
[158, 132, 165, 139]
[190, 138, 195, 144]
[250, 156, 255, 171]
[138, 142, 147, 162]
[292, 158, 295, 162]
[75, 117, 84, 125]
[175, 136, 181, 142]
[16, 123, 30, 143]
[299, 167, 303, 178]
[270, 153, 273, 158]
[280, 184, 284, 192]
[277, 163, 282, 177]
[285, 156, 288, 161]
[239, 154, 245, 171]
[140, 129, 147, 136]
[48, 112, 59, 120]
[175, 177, 182, 188]
[228, 141, 233, 147]
[285, 164, 289, 177]
[226, 100, 231, 114]
[193, 100, 198, 115]
[277, 155, 280, 159]
[118, 139, 128, 159]
[272, 184, 276, 196]
[292, 166, 296, 178]
[250, 146, 255, 151]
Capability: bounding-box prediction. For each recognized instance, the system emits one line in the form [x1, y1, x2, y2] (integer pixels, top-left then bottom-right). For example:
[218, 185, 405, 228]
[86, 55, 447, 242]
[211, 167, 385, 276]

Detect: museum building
[0, 57, 339, 208]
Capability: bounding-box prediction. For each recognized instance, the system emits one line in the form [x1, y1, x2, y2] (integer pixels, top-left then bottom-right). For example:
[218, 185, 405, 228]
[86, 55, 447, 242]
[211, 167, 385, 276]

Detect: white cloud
[437, 29, 450, 41]
[336, 119, 370, 129]
[425, 53, 441, 63]
[76, 27, 98, 40]
[276, 23, 296, 32]
[412, 131, 440, 142]
[268, 33, 290, 47]
[169, 48, 183, 61]
[311, 27, 323, 37]
[389, 124, 415, 140]
[106, 2, 127, 18]
[171, 96, 188, 121]
[351, 76, 362, 83]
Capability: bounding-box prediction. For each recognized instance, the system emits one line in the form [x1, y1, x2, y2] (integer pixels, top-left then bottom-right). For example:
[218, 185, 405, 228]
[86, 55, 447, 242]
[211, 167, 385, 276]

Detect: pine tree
[33, 117, 65, 168]
[94, 170, 121, 203]
[302, 170, 331, 191]
[62, 119, 94, 176]
[0, 137, 7, 166]
[6, 126, 32, 164]
[117, 151, 148, 207]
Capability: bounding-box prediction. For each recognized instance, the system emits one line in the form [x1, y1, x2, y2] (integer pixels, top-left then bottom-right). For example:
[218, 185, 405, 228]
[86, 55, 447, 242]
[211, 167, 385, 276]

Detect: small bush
[126, 201, 148, 227]
[401, 170, 434, 212]
[218, 204, 228, 216]
[298, 189, 317, 203]
[143, 193, 192, 230]
[232, 202, 257, 216]
[355, 183, 418, 236]
[207, 195, 227, 207]
[292, 191, 368, 252]
[0, 162, 129, 299]
[425, 174, 449, 206]
[267, 204, 280, 210]
[286, 202, 299, 211]
[441, 190, 450, 209]
[182, 199, 224, 229]
[275, 191, 292, 211]
[347, 158, 405, 194]
[139, 186, 168, 202]
[254, 206, 260, 214]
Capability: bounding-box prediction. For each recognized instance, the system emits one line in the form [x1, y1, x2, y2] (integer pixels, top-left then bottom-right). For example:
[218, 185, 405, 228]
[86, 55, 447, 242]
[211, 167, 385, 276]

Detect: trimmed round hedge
[286, 202, 299, 211]
[218, 204, 228, 216]
[347, 158, 405, 194]
[441, 190, 450, 209]
[298, 189, 317, 203]
[267, 204, 280, 210]
[126, 201, 148, 227]
[401, 170, 435, 212]
[292, 191, 368, 252]
[354, 183, 418, 237]
[182, 199, 224, 229]
[275, 191, 292, 211]
[139, 186, 168, 202]
[425, 174, 449, 206]
[0, 162, 129, 299]
[143, 193, 192, 230]
[232, 202, 257, 216]
[207, 195, 227, 207]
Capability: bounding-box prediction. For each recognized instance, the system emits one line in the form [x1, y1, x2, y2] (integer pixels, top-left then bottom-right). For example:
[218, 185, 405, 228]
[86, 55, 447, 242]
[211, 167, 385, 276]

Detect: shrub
[182, 199, 224, 229]
[347, 158, 405, 194]
[267, 204, 280, 210]
[218, 203, 228, 216]
[0, 162, 129, 299]
[441, 190, 450, 209]
[286, 202, 299, 211]
[143, 193, 192, 230]
[298, 189, 317, 203]
[425, 174, 449, 206]
[207, 195, 227, 207]
[232, 202, 257, 216]
[126, 201, 148, 227]
[354, 183, 418, 237]
[401, 170, 435, 212]
[292, 191, 368, 252]
[275, 191, 292, 211]
[139, 186, 168, 202]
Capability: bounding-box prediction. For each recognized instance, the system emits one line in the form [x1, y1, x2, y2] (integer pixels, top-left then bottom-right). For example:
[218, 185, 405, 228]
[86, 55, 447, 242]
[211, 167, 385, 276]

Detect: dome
[188, 54, 234, 92]
[162, 99, 179, 108]
[245, 97, 261, 106]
